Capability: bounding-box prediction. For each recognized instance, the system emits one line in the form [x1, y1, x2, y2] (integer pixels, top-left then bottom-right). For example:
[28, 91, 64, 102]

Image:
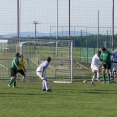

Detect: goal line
[53, 81, 71, 83]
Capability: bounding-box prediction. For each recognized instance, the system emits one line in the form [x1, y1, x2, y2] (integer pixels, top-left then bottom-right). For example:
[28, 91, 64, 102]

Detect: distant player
[91, 51, 101, 85]
[36, 57, 52, 92]
[18, 55, 26, 82]
[8, 53, 20, 88]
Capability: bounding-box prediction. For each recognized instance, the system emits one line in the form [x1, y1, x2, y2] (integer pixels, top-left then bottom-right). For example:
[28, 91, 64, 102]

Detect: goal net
[0, 38, 73, 83]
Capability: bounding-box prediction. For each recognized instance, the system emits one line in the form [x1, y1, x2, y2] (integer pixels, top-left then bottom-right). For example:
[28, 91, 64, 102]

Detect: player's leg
[91, 66, 96, 84]
[96, 69, 100, 81]
[107, 69, 111, 84]
[96, 65, 101, 81]
[13, 69, 18, 88]
[110, 62, 115, 82]
[13, 76, 17, 88]
[42, 80, 46, 91]
[111, 63, 117, 82]
[113, 63, 117, 82]
[19, 70, 26, 82]
[107, 64, 111, 84]
[102, 65, 106, 84]
[36, 72, 51, 92]
[43, 79, 49, 91]
[91, 71, 96, 85]
[42, 74, 51, 91]
[36, 72, 46, 91]
[42, 73, 52, 92]
[22, 70, 26, 82]
[113, 67, 116, 76]
[91, 65, 100, 85]
[8, 77, 14, 87]
[8, 68, 15, 87]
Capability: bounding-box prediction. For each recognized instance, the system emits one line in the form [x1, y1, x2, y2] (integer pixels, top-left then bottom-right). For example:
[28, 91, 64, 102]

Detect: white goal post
[0, 38, 73, 83]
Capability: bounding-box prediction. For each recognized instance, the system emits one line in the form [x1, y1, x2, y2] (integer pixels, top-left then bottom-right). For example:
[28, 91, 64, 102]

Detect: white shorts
[111, 62, 117, 71]
[91, 65, 100, 72]
[36, 71, 46, 80]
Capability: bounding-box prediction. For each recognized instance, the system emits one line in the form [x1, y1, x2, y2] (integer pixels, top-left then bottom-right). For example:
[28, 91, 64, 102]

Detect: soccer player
[8, 52, 20, 88]
[18, 55, 26, 82]
[36, 57, 52, 92]
[91, 51, 101, 85]
[110, 50, 117, 82]
[100, 47, 113, 84]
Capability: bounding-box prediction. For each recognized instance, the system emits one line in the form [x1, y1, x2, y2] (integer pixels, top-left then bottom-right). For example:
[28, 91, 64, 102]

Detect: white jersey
[36, 61, 49, 73]
[111, 51, 117, 62]
[91, 54, 100, 66]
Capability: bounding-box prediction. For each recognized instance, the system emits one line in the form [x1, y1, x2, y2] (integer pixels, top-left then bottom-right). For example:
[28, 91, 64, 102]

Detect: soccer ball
[83, 80, 87, 84]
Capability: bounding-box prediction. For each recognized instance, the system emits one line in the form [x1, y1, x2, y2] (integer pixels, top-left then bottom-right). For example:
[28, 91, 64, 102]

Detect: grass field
[0, 81, 117, 117]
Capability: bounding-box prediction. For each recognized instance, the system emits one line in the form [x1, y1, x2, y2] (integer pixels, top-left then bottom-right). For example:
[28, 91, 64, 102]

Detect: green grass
[0, 81, 117, 117]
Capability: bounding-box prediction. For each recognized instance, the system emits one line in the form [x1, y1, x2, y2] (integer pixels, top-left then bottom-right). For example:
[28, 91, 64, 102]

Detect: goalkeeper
[18, 55, 26, 82]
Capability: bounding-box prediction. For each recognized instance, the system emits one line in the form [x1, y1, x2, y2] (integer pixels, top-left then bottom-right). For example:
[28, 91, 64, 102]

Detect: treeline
[10, 34, 117, 48]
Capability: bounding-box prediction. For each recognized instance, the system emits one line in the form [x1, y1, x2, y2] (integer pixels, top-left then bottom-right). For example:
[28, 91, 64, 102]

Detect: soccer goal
[0, 38, 73, 83]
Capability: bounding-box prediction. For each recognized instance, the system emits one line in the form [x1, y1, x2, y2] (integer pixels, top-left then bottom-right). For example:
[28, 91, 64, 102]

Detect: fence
[0, 0, 116, 81]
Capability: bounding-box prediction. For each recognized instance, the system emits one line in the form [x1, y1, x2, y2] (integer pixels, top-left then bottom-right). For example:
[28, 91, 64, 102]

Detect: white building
[0, 40, 8, 50]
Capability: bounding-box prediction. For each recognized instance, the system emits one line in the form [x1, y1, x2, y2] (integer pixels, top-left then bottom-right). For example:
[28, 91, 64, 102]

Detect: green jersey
[100, 51, 112, 64]
[11, 57, 19, 70]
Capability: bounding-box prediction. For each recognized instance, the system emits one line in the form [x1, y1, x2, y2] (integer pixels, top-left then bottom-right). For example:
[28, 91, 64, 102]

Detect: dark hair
[97, 51, 101, 53]
[101, 47, 106, 51]
[47, 57, 51, 62]
[20, 55, 23, 58]
[16, 53, 20, 57]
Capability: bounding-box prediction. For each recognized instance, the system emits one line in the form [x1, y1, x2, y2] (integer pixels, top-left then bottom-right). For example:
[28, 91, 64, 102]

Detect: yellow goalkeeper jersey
[18, 60, 25, 70]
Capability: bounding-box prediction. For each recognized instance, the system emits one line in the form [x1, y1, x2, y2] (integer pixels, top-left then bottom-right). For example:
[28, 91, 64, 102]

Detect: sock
[14, 81, 16, 87]
[42, 81, 46, 89]
[110, 72, 114, 79]
[92, 76, 96, 83]
[102, 74, 106, 82]
[110, 71, 113, 78]
[44, 81, 49, 90]
[22, 76, 26, 82]
[9, 78, 14, 85]
[108, 73, 111, 83]
[97, 72, 100, 79]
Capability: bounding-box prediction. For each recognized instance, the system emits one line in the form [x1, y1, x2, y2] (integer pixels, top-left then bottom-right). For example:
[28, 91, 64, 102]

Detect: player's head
[101, 47, 107, 52]
[19, 55, 24, 59]
[47, 57, 51, 62]
[16, 52, 20, 57]
[97, 51, 101, 55]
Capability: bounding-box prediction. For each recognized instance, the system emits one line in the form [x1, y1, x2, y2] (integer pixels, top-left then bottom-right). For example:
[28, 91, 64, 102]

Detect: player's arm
[22, 67, 26, 72]
[99, 55, 103, 61]
[111, 52, 116, 62]
[23, 67, 26, 72]
[100, 58, 103, 61]
[22, 62, 26, 72]
[41, 67, 45, 77]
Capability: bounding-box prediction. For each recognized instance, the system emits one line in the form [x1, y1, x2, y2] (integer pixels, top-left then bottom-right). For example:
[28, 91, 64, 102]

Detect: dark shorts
[102, 63, 111, 70]
[18, 69, 25, 76]
[10, 68, 17, 77]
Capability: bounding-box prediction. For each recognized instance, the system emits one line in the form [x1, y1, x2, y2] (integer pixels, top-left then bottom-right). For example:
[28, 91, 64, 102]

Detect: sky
[0, 0, 117, 36]
[114, 0, 117, 27]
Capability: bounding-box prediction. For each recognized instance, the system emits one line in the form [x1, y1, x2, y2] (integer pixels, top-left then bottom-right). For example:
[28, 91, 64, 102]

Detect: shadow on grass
[0, 92, 50, 97]
[79, 89, 117, 94]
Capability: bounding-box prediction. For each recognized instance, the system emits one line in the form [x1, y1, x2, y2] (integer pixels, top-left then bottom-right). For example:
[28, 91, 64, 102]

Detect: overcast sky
[0, 0, 116, 35]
